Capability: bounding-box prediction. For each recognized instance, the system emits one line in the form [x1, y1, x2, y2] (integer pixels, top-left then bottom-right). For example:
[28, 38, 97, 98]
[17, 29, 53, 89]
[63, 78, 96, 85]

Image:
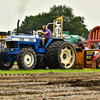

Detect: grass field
[0, 69, 100, 74]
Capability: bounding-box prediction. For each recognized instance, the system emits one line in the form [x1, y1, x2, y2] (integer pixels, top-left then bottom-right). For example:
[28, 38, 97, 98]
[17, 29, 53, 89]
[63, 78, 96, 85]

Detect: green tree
[13, 5, 89, 38]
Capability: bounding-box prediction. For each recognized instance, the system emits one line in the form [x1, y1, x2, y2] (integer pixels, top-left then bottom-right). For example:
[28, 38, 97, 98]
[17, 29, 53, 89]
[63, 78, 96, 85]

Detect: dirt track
[0, 65, 100, 99]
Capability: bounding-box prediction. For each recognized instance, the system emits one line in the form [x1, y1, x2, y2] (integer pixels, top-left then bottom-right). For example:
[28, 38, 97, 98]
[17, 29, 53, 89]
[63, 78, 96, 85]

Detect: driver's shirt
[45, 29, 51, 38]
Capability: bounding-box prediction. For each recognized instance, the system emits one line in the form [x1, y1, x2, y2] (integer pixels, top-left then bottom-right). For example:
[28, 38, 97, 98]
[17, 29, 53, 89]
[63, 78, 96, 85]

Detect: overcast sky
[0, 0, 100, 32]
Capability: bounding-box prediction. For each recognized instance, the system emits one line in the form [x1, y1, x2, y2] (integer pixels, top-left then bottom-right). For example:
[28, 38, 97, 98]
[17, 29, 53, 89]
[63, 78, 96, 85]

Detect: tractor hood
[6, 35, 40, 42]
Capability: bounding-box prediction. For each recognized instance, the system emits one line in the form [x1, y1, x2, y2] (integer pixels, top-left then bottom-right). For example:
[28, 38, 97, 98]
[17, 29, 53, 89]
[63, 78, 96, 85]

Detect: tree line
[13, 5, 89, 38]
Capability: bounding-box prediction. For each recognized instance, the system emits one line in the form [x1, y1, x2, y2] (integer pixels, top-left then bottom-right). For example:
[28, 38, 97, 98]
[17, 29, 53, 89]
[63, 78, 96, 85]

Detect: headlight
[6, 37, 12, 41]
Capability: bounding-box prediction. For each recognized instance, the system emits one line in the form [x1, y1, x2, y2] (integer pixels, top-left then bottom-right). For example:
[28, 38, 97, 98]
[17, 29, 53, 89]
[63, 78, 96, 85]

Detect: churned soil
[0, 65, 100, 99]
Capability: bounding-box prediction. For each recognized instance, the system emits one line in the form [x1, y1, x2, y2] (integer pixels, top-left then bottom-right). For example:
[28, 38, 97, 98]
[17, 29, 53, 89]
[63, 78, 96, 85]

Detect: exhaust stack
[17, 19, 20, 35]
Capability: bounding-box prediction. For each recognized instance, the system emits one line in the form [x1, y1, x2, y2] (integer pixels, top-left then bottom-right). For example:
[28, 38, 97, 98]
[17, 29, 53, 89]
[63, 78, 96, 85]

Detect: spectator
[0, 41, 4, 49]
[91, 42, 95, 49]
[94, 43, 97, 49]
[99, 42, 100, 49]
[84, 44, 89, 50]
[78, 39, 84, 50]
[97, 42, 100, 49]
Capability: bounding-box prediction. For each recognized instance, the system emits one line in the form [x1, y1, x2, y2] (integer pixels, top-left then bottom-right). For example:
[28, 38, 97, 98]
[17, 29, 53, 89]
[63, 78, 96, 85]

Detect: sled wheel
[96, 57, 100, 69]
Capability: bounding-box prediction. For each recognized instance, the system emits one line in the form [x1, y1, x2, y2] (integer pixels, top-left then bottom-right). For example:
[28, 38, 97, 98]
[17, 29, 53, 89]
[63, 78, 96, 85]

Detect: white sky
[0, 0, 100, 32]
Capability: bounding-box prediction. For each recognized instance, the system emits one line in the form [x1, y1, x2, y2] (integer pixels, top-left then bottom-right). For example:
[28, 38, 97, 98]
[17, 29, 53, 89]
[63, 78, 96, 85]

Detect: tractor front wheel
[0, 55, 13, 70]
[17, 48, 37, 70]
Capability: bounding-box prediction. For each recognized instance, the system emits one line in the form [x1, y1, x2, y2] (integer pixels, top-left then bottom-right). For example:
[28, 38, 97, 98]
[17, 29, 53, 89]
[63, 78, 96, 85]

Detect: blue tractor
[0, 19, 76, 70]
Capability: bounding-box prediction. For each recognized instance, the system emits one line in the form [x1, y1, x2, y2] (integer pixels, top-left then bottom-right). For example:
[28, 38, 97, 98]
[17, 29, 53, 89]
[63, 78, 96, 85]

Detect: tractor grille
[6, 41, 18, 48]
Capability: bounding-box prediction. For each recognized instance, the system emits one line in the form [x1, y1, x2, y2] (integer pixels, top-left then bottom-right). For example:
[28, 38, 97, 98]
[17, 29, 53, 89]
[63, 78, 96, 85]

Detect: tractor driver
[39, 25, 51, 48]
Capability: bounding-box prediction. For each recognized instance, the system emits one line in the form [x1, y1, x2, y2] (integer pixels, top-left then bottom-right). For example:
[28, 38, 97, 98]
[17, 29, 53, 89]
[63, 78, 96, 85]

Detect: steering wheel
[38, 32, 44, 38]
[38, 32, 42, 37]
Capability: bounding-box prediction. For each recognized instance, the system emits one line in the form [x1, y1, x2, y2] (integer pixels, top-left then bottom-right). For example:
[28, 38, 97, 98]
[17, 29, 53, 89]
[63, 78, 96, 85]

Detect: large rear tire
[57, 41, 76, 69]
[0, 55, 13, 70]
[17, 48, 37, 70]
[46, 41, 62, 69]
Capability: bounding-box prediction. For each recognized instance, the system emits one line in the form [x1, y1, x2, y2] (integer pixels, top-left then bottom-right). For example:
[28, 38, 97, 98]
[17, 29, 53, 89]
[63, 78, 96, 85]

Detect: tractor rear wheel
[57, 41, 76, 69]
[96, 57, 100, 69]
[0, 54, 13, 70]
[17, 48, 37, 70]
[46, 41, 62, 69]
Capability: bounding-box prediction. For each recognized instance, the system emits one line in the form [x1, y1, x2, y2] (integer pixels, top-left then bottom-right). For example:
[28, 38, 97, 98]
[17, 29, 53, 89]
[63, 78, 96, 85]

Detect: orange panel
[92, 31, 95, 39]
[74, 51, 84, 69]
[95, 30, 97, 39]
[99, 29, 100, 39]
[3, 36, 6, 38]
